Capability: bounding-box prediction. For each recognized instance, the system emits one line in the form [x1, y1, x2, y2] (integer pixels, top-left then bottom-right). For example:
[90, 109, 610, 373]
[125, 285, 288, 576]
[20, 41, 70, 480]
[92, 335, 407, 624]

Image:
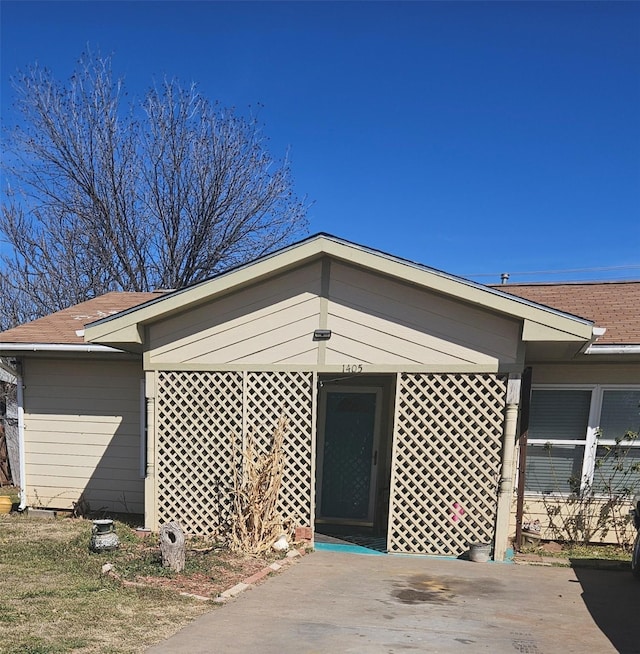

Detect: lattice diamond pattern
[388, 373, 507, 555]
[155, 371, 313, 536]
[245, 372, 314, 529]
[156, 372, 243, 535]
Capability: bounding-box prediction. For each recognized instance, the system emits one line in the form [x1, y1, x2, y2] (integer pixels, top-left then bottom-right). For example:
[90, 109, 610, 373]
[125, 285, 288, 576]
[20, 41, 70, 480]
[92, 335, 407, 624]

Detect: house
[1, 235, 637, 559]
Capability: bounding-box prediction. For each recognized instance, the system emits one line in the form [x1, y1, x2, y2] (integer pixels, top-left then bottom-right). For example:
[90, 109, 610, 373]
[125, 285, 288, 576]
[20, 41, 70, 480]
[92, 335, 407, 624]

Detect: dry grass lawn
[0, 514, 272, 653]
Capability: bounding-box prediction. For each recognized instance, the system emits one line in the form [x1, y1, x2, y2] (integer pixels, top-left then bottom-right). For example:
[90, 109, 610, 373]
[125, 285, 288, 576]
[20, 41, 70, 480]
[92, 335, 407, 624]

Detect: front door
[316, 386, 382, 525]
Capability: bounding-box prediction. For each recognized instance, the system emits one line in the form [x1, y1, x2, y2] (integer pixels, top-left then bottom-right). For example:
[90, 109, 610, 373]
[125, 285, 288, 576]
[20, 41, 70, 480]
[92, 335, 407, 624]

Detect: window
[525, 386, 640, 496]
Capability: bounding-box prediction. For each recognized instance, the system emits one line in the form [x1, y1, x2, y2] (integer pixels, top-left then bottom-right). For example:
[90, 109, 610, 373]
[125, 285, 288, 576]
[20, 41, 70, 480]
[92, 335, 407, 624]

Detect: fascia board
[522, 320, 590, 343]
[85, 322, 144, 348]
[84, 234, 593, 347]
[0, 365, 16, 383]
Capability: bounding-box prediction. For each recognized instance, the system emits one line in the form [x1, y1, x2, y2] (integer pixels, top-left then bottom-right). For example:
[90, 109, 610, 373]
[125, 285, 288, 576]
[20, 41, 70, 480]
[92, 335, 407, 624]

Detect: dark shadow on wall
[570, 562, 639, 653]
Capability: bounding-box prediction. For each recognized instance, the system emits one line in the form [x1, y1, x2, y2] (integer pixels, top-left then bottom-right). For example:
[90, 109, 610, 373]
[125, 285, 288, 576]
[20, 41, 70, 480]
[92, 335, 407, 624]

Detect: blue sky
[2, 1, 639, 283]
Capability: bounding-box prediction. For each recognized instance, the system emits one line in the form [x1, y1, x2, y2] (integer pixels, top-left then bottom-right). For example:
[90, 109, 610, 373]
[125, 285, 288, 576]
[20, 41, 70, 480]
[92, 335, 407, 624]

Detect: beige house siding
[325, 262, 522, 368]
[511, 495, 636, 546]
[23, 358, 143, 513]
[148, 261, 322, 366]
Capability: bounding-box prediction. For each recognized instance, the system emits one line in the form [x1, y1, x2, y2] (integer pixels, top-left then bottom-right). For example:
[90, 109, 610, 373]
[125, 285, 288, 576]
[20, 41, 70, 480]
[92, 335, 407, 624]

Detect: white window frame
[527, 384, 640, 496]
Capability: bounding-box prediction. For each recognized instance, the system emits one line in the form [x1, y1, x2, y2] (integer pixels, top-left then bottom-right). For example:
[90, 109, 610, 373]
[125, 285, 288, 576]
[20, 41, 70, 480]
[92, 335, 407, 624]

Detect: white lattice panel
[156, 371, 314, 536]
[388, 373, 507, 555]
[156, 372, 243, 535]
[245, 372, 314, 529]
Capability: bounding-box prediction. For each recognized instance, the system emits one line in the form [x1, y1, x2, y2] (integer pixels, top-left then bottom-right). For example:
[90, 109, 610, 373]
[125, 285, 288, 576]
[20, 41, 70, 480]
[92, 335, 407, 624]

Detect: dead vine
[230, 414, 289, 555]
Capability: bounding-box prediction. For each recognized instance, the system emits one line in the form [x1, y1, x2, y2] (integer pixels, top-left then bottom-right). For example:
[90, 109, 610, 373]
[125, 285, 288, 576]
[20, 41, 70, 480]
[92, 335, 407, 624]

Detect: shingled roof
[493, 281, 640, 345]
[0, 292, 161, 345]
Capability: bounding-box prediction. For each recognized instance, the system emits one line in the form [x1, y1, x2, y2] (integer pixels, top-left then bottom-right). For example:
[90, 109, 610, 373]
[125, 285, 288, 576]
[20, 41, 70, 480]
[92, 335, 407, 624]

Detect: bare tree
[1, 52, 308, 329]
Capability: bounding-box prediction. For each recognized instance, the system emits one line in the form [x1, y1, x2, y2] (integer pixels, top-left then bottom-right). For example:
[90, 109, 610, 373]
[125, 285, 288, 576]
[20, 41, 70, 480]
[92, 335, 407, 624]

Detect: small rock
[272, 534, 289, 551]
[101, 563, 114, 575]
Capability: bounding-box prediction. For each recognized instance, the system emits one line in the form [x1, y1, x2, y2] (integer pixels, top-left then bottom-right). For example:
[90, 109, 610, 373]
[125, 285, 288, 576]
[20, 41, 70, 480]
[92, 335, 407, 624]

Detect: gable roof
[494, 282, 640, 345]
[83, 234, 595, 353]
[0, 292, 161, 350]
[8, 237, 627, 357]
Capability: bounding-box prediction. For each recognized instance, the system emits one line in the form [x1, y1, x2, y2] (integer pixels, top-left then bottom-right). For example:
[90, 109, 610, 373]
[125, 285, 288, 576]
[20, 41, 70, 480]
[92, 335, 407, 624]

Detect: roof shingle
[493, 281, 640, 345]
[0, 292, 160, 344]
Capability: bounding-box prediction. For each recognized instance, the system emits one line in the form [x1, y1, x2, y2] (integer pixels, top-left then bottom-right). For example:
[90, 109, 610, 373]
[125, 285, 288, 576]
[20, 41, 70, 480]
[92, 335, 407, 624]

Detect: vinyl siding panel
[326, 262, 520, 366]
[510, 496, 636, 545]
[325, 312, 489, 365]
[148, 261, 323, 365]
[23, 358, 143, 513]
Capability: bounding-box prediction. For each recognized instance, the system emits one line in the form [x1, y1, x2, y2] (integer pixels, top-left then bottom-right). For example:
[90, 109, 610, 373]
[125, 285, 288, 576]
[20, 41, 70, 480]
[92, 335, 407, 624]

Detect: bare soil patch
[130, 548, 270, 598]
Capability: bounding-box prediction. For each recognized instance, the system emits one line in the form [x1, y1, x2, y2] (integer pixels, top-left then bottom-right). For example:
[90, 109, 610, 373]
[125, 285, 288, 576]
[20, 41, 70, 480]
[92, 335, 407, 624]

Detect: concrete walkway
[147, 550, 639, 653]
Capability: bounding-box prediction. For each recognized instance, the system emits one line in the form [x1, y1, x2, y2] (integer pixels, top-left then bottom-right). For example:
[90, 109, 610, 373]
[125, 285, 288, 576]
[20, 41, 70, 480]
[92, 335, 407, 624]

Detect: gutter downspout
[514, 367, 532, 551]
[144, 371, 158, 531]
[15, 361, 27, 511]
[493, 374, 521, 562]
[579, 326, 606, 354]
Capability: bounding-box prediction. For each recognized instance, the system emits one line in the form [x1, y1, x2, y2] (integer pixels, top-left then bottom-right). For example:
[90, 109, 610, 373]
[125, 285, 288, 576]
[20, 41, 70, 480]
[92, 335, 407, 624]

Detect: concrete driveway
[148, 550, 639, 653]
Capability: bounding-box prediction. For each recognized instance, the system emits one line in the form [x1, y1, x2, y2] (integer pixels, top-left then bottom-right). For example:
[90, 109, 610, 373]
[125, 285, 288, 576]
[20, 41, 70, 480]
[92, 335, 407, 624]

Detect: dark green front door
[317, 387, 381, 524]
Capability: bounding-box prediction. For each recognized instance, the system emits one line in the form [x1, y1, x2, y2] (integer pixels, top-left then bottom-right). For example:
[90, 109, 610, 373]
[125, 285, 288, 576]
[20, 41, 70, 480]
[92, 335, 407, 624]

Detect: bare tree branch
[1, 51, 309, 327]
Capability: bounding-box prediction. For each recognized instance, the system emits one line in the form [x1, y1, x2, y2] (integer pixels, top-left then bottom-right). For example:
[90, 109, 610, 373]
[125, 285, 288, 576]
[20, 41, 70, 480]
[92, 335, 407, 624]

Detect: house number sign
[342, 364, 364, 373]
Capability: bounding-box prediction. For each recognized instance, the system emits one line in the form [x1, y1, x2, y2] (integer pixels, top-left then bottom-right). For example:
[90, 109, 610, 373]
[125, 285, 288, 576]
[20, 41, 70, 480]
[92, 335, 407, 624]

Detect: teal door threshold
[314, 542, 386, 555]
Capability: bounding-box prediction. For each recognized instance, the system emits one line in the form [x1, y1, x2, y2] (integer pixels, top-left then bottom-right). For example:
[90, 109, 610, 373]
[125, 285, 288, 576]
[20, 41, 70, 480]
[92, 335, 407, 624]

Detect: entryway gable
[145, 255, 526, 372]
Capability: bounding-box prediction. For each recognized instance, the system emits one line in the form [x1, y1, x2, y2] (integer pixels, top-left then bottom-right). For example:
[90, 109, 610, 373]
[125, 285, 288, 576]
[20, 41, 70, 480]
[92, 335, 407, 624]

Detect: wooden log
[159, 521, 185, 572]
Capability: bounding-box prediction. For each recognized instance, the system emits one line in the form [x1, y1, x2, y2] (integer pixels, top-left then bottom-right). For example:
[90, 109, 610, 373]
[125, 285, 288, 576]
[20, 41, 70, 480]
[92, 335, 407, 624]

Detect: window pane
[528, 390, 591, 441]
[524, 444, 585, 493]
[592, 445, 640, 496]
[599, 390, 640, 440]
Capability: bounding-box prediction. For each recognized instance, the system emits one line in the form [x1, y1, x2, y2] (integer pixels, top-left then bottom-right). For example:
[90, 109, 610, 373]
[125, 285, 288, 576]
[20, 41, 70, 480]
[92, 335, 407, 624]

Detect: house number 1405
[342, 364, 363, 373]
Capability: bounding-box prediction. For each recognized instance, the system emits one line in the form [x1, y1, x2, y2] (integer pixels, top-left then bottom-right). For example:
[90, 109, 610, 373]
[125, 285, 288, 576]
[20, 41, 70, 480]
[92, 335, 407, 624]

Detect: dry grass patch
[520, 541, 632, 563]
[0, 515, 273, 653]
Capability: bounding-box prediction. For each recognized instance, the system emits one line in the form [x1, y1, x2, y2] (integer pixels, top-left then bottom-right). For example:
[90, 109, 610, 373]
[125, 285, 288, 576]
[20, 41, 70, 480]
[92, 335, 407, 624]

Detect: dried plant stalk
[230, 414, 288, 554]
